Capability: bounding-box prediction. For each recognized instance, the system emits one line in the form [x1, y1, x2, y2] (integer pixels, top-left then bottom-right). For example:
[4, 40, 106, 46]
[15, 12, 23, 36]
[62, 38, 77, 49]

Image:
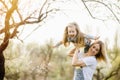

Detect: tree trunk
[0, 41, 9, 80]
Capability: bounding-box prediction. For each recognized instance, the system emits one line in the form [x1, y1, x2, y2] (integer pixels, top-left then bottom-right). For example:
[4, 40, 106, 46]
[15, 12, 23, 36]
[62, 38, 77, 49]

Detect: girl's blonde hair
[62, 22, 85, 48]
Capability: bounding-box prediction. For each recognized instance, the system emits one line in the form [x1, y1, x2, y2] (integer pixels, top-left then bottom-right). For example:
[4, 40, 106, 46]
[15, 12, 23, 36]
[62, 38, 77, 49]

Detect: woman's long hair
[90, 41, 107, 62]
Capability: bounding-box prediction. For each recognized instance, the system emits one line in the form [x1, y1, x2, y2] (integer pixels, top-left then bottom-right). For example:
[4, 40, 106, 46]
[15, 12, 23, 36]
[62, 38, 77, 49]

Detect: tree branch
[81, 0, 120, 24]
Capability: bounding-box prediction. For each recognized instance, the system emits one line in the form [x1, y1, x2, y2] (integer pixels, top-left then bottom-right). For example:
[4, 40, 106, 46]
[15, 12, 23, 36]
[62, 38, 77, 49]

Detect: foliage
[3, 32, 120, 80]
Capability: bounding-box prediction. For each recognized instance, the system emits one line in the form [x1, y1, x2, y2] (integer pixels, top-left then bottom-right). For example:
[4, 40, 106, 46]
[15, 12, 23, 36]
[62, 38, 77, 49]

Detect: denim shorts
[73, 68, 84, 80]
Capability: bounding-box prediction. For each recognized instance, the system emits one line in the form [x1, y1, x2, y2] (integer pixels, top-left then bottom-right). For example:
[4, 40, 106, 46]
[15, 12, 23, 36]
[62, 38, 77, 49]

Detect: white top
[78, 50, 97, 80]
[82, 56, 97, 80]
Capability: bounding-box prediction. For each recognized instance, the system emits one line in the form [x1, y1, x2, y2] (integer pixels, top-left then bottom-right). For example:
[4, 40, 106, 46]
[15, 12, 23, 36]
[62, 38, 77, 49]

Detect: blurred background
[0, 0, 120, 80]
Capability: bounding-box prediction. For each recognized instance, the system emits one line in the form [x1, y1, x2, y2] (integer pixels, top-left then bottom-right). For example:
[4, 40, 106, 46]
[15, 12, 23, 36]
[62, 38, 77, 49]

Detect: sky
[17, 0, 120, 49]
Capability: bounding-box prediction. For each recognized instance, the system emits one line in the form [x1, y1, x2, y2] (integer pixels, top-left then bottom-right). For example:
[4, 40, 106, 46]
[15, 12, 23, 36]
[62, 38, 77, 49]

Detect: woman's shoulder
[85, 56, 97, 62]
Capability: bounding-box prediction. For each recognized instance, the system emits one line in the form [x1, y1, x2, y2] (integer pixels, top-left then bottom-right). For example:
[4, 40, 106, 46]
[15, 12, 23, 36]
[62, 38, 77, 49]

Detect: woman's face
[67, 26, 77, 38]
[89, 43, 100, 56]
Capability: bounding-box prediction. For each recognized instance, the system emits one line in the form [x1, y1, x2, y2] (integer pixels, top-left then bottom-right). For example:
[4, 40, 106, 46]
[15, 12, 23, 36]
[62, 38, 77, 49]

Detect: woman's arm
[72, 50, 86, 67]
[67, 48, 76, 57]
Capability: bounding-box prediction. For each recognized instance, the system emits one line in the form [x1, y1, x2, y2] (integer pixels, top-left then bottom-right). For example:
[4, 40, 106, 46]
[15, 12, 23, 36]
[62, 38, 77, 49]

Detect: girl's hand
[95, 36, 100, 40]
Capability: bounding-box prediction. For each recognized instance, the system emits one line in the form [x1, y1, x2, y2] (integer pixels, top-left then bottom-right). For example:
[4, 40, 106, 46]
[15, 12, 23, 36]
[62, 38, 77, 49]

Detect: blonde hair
[62, 22, 85, 48]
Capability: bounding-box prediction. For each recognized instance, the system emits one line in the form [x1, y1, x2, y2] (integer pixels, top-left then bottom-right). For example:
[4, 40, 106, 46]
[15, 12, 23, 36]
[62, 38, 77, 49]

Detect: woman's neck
[84, 52, 91, 57]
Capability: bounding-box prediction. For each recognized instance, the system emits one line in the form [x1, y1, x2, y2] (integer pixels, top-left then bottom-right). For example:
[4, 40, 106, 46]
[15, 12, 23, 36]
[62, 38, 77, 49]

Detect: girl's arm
[84, 34, 100, 40]
[53, 41, 63, 48]
[72, 50, 86, 67]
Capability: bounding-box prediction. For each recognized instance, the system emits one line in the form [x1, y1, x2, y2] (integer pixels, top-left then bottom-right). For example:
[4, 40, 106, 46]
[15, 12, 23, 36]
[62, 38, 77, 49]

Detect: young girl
[72, 40, 108, 80]
[53, 22, 99, 57]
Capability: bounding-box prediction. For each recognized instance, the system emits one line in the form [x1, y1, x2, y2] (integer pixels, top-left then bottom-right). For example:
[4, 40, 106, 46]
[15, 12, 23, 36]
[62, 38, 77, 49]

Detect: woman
[72, 40, 107, 80]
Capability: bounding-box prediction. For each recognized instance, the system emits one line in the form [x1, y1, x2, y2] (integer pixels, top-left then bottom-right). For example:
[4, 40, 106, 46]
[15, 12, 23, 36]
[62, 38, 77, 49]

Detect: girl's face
[89, 43, 100, 56]
[67, 26, 77, 38]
